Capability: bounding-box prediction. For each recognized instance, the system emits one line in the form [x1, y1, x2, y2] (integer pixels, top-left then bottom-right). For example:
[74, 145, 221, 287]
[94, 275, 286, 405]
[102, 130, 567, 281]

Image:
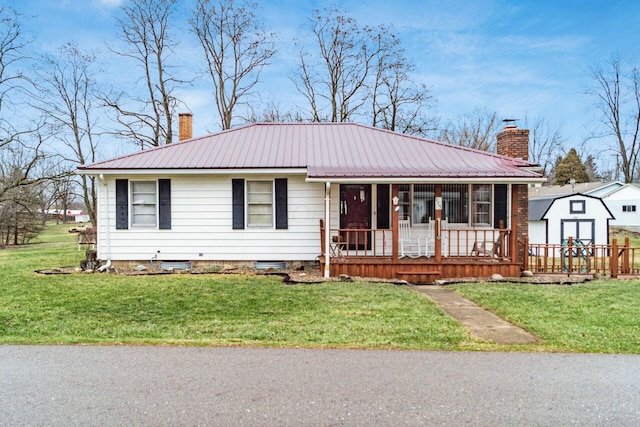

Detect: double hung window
[131, 181, 157, 227]
[247, 180, 274, 227]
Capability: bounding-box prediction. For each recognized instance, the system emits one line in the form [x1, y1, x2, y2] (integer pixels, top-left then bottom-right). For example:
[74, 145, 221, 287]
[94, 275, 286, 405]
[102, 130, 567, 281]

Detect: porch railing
[319, 219, 512, 260]
[527, 237, 640, 277]
[442, 228, 510, 258]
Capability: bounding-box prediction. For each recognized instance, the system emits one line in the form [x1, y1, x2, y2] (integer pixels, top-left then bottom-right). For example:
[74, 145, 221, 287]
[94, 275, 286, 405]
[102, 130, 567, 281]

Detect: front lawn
[2, 223, 639, 353]
[0, 224, 469, 349]
[452, 281, 640, 353]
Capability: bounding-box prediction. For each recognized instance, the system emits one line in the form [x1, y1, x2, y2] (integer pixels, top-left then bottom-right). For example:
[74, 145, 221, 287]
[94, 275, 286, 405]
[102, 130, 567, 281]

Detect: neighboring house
[528, 193, 614, 248]
[529, 181, 640, 227]
[78, 119, 544, 283]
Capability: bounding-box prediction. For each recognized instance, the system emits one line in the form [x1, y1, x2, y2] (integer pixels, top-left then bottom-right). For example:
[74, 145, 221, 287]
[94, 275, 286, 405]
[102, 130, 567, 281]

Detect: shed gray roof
[528, 196, 556, 221]
[529, 192, 614, 221]
[80, 122, 543, 180]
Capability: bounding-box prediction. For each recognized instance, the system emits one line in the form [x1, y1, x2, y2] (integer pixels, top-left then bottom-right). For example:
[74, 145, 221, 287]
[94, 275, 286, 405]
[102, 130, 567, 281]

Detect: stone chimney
[496, 120, 529, 160]
[496, 120, 530, 268]
[178, 113, 193, 141]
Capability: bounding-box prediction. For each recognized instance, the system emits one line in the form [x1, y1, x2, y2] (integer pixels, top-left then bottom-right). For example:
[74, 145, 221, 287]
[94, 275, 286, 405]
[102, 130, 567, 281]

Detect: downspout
[97, 173, 112, 271]
[324, 181, 331, 278]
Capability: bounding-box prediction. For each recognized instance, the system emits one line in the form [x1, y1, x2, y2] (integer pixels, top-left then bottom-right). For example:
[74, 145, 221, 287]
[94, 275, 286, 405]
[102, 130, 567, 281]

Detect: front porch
[319, 220, 522, 284]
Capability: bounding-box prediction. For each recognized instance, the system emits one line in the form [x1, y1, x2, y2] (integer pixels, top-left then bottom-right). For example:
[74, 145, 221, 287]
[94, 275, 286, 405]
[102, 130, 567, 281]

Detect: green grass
[2, 223, 640, 353]
[452, 281, 640, 353]
[0, 223, 469, 349]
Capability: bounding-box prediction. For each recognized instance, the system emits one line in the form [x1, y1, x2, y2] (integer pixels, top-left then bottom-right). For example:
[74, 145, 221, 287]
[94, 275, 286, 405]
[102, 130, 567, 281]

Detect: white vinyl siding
[96, 174, 323, 262]
[131, 181, 156, 227]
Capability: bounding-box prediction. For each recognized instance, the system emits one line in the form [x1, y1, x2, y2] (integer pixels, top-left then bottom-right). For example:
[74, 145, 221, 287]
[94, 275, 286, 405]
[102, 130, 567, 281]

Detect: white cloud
[97, 0, 125, 7]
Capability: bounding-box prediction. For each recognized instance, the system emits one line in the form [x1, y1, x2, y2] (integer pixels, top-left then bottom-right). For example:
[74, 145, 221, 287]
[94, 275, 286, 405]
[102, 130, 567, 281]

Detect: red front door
[340, 184, 371, 250]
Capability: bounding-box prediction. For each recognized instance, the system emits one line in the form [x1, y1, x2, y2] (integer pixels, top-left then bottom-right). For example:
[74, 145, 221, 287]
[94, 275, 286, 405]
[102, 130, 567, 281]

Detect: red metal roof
[79, 123, 542, 180]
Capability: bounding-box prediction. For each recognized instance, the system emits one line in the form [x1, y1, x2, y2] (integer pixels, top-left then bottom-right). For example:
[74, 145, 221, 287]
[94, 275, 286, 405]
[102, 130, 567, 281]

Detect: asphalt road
[1, 346, 639, 426]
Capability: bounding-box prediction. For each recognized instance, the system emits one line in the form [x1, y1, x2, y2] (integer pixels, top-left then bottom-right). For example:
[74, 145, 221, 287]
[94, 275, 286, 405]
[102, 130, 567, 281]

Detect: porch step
[397, 270, 441, 285]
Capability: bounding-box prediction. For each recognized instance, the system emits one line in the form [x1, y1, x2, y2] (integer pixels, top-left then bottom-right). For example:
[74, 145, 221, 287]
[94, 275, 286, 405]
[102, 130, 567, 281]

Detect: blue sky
[14, 0, 640, 167]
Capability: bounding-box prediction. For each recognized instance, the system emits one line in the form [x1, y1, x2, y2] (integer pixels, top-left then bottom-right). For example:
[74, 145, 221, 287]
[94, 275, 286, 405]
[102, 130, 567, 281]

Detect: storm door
[340, 184, 372, 250]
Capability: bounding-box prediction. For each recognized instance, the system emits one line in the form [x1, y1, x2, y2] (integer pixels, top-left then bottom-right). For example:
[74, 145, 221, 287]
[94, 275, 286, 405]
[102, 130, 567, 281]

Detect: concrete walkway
[414, 285, 538, 345]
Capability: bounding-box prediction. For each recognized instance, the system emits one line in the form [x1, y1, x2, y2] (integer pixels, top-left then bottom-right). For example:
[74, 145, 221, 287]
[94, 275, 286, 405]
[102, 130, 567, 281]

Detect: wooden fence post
[610, 239, 618, 279]
[623, 237, 630, 274]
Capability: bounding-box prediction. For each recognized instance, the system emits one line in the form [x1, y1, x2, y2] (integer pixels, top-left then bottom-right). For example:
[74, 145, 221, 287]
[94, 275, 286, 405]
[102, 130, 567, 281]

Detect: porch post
[392, 184, 399, 261]
[324, 181, 331, 278]
[510, 184, 519, 264]
[434, 184, 442, 263]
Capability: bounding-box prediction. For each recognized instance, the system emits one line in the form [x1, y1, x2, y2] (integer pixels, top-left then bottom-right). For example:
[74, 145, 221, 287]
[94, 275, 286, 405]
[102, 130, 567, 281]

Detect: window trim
[246, 179, 275, 228]
[130, 180, 158, 228]
[570, 200, 586, 214]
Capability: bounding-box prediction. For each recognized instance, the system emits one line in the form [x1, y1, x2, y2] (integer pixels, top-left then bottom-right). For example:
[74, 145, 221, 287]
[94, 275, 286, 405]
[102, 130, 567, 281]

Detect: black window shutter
[275, 178, 288, 229]
[376, 184, 390, 229]
[158, 179, 171, 230]
[115, 179, 129, 230]
[232, 179, 245, 229]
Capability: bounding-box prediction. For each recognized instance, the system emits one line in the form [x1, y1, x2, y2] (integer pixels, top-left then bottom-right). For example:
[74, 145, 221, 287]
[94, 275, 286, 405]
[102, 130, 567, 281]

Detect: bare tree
[0, 7, 54, 205]
[523, 115, 564, 176]
[370, 30, 436, 136]
[244, 101, 303, 123]
[587, 57, 640, 183]
[294, 8, 380, 123]
[34, 43, 101, 225]
[437, 108, 500, 151]
[191, 0, 276, 130]
[0, 6, 32, 148]
[106, 0, 183, 148]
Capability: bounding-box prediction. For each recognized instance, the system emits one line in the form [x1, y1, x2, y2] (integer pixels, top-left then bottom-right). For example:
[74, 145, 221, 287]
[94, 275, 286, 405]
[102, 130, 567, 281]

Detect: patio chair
[471, 231, 505, 259]
[399, 217, 421, 258]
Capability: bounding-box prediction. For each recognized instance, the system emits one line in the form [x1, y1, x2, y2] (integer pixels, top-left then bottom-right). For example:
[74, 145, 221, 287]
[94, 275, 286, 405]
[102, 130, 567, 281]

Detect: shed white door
[561, 219, 594, 245]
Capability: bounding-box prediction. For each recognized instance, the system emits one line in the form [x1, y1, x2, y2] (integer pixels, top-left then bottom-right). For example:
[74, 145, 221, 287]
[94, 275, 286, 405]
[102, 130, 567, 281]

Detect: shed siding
[96, 174, 324, 262]
[542, 195, 611, 245]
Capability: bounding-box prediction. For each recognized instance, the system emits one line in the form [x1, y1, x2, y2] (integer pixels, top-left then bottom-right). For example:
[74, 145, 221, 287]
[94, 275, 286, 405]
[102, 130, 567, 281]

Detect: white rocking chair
[399, 217, 421, 258]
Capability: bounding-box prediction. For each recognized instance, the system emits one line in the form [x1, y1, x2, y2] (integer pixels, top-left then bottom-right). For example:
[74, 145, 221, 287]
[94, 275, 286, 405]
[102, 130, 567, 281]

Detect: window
[623, 205, 637, 212]
[247, 180, 274, 227]
[413, 184, 435, 224]
[443, 184, 469, 224]
[398, 184, 411, 221]
[397, 184, 497, 226]
[398, 184, 435, 224]
[472, 184, 491, 226]
[232, 178, 288, 230]
[570, 200, 586, 214]
[131, 181, 157, 227]
[115, 179, 171, 230]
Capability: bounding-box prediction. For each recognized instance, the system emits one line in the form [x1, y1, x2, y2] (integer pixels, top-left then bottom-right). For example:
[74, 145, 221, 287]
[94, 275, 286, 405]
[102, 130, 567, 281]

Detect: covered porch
[317, 182, 527, 283]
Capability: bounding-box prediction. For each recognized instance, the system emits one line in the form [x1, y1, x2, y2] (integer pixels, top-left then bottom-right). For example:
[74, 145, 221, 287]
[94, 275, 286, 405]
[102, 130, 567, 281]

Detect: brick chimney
[496, 120, 530, 268]
[178, 113, 193, 141]
[496, 121, 529, 160]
